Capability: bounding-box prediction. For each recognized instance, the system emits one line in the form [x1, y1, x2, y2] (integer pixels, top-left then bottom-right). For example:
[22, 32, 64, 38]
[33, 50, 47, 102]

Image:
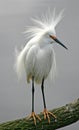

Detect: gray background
[0, 0, 79, 129]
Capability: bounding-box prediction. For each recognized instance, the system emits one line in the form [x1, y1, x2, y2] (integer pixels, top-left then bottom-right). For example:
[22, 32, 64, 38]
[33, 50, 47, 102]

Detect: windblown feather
[24, 9, 64, 39]
[14, 47, 25, 79]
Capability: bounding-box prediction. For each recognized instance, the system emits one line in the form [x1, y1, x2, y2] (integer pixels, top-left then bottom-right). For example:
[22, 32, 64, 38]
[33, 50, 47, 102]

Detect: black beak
[50, 35, 68, 50]
[54, 38, 68, 50]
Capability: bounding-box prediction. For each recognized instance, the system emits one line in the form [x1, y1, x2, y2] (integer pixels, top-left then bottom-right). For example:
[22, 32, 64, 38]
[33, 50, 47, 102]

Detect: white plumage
[15, 9, 65, 84]
[14, 9, 68, 124]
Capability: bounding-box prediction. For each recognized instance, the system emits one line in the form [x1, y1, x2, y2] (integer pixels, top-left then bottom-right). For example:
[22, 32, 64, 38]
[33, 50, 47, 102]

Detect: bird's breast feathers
[25, 44, 55, 83]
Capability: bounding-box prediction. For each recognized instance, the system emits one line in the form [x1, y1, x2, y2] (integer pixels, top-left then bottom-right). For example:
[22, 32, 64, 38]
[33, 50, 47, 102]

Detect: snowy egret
[15, 9, 68, 125]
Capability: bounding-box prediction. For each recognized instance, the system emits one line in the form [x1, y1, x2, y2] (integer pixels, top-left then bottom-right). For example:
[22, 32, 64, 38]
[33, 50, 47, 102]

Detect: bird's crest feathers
[24, 9, 64, 39]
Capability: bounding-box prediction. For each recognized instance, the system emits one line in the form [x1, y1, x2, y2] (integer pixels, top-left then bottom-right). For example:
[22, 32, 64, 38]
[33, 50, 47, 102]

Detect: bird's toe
[26, 112, 41, 125]
[42, 108, 56, 123]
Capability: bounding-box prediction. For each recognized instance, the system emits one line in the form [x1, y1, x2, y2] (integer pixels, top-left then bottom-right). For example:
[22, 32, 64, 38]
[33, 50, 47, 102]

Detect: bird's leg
[27, 76, 41, 125]
[32, 76, 34, 113]
[41, 78, 46, 109]
[41, 78, 56, 123]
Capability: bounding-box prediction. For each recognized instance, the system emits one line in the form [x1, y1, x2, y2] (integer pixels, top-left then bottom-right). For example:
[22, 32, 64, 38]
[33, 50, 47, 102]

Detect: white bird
[15, 9, 68, 125]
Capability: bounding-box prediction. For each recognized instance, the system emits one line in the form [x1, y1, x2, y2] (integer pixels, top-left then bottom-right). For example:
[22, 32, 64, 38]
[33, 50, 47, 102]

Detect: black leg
[41, 78, 46, 109]
[41, 79, 56, 123]
[32, 76, 35, 112]
[27, 76, 41, 125]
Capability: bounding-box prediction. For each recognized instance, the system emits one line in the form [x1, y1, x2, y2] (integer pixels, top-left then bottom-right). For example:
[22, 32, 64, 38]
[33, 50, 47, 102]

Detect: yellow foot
[42, 108, 56, 123]
[27, 112, 41, 125]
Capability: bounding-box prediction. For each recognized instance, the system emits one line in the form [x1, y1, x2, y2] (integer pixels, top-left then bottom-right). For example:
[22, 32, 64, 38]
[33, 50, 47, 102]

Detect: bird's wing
[15, 39, 36, 79]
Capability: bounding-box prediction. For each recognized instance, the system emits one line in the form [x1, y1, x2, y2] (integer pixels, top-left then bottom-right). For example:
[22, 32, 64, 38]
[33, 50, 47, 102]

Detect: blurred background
[0, 0, 79, 129]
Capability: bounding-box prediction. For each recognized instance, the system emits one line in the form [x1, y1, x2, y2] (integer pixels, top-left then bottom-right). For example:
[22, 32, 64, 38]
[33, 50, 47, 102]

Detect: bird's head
[43, 29, 68, 49]
[25, 9, 68, 49]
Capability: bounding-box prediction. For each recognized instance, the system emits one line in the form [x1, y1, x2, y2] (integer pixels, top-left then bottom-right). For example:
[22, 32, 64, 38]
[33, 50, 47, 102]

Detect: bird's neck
[38, 36, 51, 48]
